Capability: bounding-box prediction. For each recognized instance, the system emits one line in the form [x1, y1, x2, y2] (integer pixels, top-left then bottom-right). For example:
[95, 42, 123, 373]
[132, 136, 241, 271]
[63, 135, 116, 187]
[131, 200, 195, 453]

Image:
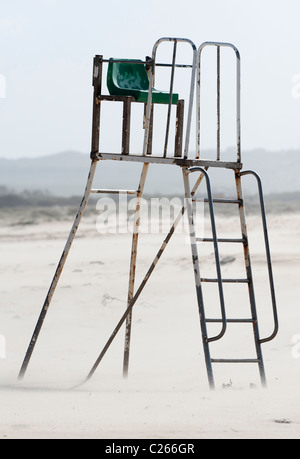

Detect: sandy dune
[0, 208, 299, 439]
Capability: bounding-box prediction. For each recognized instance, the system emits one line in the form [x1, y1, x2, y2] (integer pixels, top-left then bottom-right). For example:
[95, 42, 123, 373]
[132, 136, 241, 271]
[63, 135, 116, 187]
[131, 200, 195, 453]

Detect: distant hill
[0, 151, 91, 197]
[0, 149, 299, 197]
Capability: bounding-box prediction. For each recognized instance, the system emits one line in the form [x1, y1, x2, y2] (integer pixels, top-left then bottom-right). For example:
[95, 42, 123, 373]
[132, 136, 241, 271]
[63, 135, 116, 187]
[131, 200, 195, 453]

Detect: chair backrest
[107, 59, 149, 99]
[107, 58, 179, 104]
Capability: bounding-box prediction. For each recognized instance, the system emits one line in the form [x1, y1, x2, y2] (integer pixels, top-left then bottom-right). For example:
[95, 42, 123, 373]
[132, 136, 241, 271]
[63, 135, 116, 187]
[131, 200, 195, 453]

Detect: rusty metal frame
[143, 37, 197, 160]
[183, 166, 226, 390]
[92, 152, 242, 169]
[234, 171, 267, 386]
[18, 37, 199, 382]
[18, 159, 98, 380]
[240, 170, 279, 345]
[185, 167, 228, 345]
[18, 38, 278, 390]
[123, 162, 149, 377]
[85, 168, 208, 383]
[123, 38, 198, 377]
[197, 42, 241, 162]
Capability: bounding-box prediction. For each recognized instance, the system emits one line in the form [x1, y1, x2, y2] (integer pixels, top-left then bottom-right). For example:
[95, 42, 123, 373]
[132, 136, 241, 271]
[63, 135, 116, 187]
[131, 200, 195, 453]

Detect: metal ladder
[183, 166, 278, 390]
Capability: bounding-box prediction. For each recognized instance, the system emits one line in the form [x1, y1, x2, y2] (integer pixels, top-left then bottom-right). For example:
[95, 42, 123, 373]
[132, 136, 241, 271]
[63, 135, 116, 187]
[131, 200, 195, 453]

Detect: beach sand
[0, 207, 299, 439]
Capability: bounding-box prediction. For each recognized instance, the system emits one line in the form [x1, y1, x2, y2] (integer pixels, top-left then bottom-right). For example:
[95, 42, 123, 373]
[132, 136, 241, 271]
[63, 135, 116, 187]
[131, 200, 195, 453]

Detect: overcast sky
[0, 0, 300, 159]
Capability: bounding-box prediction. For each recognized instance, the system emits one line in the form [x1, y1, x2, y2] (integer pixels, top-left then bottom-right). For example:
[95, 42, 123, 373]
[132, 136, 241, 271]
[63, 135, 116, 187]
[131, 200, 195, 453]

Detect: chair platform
[91, 151, 243, 170]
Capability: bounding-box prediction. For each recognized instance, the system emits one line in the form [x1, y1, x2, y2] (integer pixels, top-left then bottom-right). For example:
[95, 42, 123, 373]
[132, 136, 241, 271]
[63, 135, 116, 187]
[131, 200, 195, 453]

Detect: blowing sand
[0, 207, 299, 439]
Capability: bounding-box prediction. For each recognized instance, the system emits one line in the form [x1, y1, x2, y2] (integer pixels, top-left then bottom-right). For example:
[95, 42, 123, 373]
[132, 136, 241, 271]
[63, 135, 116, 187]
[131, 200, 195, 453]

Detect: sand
[0, 207, 299, 439]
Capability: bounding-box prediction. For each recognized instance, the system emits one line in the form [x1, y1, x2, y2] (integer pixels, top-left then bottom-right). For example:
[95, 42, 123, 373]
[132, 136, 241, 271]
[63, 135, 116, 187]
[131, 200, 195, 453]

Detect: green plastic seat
[107, 59, 179, 105]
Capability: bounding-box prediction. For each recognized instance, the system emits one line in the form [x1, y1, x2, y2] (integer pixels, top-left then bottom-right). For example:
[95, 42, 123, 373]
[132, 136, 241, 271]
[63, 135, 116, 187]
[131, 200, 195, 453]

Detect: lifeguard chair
[19, 38, 278, 390]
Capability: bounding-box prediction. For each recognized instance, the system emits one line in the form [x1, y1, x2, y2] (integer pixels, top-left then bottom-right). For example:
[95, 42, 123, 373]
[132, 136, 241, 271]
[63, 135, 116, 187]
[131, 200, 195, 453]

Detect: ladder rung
[211, 359, 260, 364]
[91, 189, 137, 195]
[201, 278, 249, 284]
[207, 198, 242, 204]
[197, 237, 244, 243]
[193, 198, 242, 205]
[206, 318, 255, 323]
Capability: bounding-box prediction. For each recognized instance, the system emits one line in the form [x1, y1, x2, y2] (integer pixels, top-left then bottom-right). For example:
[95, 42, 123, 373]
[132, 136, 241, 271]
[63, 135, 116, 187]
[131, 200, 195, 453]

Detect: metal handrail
[143, 37, 197, 159]
[187, 166, 227, 343]
[240, 170, 279, 344]
[197, 42, 241, 163]
[102, 58, 194, 68]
